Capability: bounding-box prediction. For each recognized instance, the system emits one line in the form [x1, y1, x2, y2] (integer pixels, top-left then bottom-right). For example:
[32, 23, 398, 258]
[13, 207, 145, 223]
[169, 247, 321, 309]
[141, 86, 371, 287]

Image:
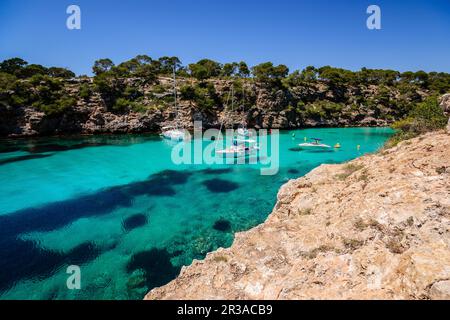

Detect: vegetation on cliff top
[1, 55, 449, 124]
[386, 96, 448, 147]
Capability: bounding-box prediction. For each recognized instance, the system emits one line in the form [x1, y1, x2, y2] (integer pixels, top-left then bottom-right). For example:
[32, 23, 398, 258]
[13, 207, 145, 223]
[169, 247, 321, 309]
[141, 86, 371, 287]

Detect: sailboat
[216, 144, 256, 158]
[236, 127, 250, 138]
[216, 84, 259, 158]
[234, 85, 256, 145]
[161, 65, 186, 141]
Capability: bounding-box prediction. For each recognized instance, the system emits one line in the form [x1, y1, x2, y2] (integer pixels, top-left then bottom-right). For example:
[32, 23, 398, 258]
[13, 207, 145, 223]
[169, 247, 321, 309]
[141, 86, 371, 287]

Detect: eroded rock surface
[146, 131, 450, 300]
[440, 93, 450, 132]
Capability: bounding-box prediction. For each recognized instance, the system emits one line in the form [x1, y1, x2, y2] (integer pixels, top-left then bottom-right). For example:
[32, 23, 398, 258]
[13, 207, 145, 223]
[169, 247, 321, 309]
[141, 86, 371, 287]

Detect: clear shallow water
[0, 127, 393, 299]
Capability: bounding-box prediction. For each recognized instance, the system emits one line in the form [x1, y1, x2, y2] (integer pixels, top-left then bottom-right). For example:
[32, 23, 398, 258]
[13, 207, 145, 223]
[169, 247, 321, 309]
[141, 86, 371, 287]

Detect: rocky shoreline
[145, 130, 450, 300]
[0, 77, 414, 138]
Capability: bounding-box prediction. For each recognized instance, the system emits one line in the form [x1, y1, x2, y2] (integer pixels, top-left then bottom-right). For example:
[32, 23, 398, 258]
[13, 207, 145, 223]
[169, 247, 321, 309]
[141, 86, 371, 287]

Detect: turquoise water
[0, 127, 393, 299]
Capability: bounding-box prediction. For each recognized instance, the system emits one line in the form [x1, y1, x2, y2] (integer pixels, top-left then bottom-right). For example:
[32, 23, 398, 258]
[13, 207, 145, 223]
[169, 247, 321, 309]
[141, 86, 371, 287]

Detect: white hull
[216, 146, 258, 158]
[298, 143, 331, 150]
[161, 129, 186, 141]
[233, 138, 256, 143]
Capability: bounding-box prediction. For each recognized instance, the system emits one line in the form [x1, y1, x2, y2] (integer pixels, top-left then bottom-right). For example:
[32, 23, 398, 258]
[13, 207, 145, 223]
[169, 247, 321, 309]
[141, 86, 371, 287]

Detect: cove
[0, 127, 393, 299]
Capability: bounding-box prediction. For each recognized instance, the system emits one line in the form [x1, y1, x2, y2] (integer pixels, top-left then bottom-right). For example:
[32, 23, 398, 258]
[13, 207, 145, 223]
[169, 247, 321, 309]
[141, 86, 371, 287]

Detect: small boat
[237, 127, 251, 137]
[233, 137, 257, 144]
[216, 144, 259, 158]
[161, 126, 186, 141]
[298, 138, 331, 150]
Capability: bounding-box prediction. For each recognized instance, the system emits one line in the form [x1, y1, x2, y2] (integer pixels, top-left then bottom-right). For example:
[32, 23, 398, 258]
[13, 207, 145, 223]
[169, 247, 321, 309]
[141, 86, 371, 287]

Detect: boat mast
[241, 83, 246, 128]
[173, 64, 178, 129]
[231, 84, 234, 112]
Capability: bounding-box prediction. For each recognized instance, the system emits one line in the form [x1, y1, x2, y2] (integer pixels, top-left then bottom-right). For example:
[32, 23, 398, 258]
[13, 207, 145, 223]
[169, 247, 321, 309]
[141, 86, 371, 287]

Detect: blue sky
[1, 0, 450, 75]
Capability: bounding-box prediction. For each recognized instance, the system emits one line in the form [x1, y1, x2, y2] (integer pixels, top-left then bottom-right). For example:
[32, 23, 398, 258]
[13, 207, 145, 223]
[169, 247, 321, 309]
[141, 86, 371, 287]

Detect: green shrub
[180, 85, 196, 100]
[180, 83, 217, 110]
[130, 102, 148, 113]
[388, 96, 447, 146]
[407, 96, 447, 131]
[112, 97, 131, 112]
[79, 83, 92, 101]
[151, 84, 166, 94]
[33, 96, 76, 116]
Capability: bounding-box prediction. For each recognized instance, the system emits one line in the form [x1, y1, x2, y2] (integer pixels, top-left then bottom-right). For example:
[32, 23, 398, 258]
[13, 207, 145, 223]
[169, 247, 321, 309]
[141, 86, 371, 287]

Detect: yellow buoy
[334, 143, 341, 149]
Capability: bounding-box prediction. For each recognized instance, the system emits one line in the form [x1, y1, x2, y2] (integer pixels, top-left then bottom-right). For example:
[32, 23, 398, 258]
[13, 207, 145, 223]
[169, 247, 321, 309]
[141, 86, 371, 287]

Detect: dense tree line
[0, 58, 76, 115]
[1, 55, 450, 117]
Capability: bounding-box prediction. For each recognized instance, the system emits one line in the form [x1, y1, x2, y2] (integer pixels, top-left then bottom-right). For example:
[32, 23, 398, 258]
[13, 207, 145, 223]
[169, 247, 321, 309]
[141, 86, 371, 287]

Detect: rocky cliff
[145, 130, 450, 300]
[0, 77, 424, 137]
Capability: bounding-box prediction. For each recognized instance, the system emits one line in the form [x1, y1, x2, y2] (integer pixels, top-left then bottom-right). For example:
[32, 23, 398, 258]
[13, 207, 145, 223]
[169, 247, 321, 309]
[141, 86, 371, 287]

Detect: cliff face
[145, 131, 450, 300]
[0, 77, 423, 137]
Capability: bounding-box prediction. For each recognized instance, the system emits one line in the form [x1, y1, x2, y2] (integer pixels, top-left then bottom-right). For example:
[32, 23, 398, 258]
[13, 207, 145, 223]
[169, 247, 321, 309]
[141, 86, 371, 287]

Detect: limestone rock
[439, 93, 450, 133]
[429, 280, 450, 300]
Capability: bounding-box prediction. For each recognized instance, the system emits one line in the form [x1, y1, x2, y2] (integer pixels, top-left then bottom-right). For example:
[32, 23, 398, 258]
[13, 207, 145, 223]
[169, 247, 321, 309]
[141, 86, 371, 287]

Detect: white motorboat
[298, 138, 331, 150]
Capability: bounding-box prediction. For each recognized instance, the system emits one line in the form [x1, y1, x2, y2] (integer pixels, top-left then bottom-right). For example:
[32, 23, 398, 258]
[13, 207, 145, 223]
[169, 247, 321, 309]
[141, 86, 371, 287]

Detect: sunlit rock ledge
[145, 130, 450, 300]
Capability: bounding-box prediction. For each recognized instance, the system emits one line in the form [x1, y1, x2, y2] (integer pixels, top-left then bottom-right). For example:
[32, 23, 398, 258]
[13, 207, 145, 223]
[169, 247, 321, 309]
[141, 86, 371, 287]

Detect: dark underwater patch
[287, 169, 300, 174]
[202, 178, 239, 193]
[0, 145, 22, 154]
[0, 168, 189, 239]
[123, 181, 176, 197]
[0, 167, 192, 293]
[149, 169, 192, 185]
[0, 188, 133, 238]
[65, 242, 102, 266]
[0, 154, 52, 166]
[200, 168, 233, 175]
[170, 249, 183, 257]
[26, 142, 109, 154]
[308, 150, 334, 153]
[0, 167, 194, 292]
[126, 248, 181, 290]
[213, 218, 232, 232]
[0, 239, 101, 292]
[125, 170, 192, 197]
[288, 147, 303, 152]
[122, 214, 148, 232]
